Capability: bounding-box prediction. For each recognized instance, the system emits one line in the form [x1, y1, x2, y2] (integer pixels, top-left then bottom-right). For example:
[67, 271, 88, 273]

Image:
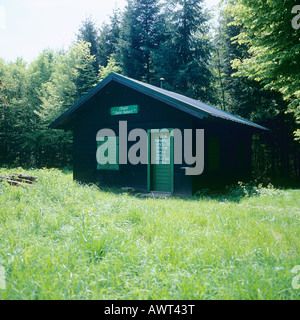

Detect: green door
[148, 130, 174, 193]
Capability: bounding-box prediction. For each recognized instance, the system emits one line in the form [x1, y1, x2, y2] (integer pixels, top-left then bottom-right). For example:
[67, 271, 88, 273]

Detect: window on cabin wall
[96, 136, 119, 170]
[208, 136, 220, 171]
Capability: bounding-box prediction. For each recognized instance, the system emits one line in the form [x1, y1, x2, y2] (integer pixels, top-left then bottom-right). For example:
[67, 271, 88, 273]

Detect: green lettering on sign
[111, 105, 139, 116]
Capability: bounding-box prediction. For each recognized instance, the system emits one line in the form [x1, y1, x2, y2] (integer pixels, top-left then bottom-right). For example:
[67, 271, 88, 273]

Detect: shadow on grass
[2, 166, 296, 204]
[31, 167, 299, 204]
[78, 180, 287, 204]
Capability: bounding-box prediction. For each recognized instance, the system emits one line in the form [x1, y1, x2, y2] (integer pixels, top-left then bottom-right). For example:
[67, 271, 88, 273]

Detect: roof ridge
[50, 72, 270, 131]
[110, 73, 269, 131]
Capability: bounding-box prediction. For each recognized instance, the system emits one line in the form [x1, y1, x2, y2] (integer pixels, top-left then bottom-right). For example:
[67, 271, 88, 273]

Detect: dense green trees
[214, 0, 299, 180]
[230, 0, 300, 141]
[0, 0, 298, 182]
[0, 42, 98, 167]
[97, 0, 212, 99]
[152, 0, 213, 100]
[76, 17, 101, 75]
[98, 10, 122, 67]
[117, 0, 165, 83]
[0, 58, 35, 165]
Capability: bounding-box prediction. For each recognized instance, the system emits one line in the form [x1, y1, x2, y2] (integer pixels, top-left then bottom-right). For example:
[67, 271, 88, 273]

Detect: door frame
[147, 129, 174, 193]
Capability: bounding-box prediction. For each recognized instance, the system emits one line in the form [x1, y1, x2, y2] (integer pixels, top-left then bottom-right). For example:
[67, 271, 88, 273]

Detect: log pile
[0, 173, 38, 186]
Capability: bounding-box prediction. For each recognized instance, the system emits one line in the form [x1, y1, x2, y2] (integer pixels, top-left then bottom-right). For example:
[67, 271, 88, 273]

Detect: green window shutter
[97, 136, 119, 170]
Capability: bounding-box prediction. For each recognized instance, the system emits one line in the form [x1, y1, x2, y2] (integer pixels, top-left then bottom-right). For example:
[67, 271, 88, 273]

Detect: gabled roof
[50, 72, 269, 131]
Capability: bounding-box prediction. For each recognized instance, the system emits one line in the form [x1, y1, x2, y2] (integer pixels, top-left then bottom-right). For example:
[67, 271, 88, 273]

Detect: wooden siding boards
[72, 85, 194, 194]
[51, 72, 268, 195]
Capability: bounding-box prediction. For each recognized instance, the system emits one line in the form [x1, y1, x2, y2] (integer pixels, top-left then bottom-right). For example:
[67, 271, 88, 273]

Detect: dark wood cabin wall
[73, 82, 197, 194]
[192, 118, 253, 192]
[72, 81, 254, 195]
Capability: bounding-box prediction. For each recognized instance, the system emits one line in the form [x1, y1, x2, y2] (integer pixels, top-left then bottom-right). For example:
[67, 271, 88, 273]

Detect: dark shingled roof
[50, 72, 269, 131]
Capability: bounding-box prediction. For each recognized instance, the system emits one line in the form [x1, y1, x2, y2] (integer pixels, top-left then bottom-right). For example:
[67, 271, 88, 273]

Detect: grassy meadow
[0, 168, 299, 300]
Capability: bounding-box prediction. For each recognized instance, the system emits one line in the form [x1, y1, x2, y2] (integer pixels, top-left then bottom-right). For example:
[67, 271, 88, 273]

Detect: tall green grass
[0, 168, 299, 300]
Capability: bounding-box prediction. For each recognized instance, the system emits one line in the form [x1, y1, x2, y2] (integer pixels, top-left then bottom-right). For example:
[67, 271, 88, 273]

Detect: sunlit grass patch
[0, 168, 299, 300]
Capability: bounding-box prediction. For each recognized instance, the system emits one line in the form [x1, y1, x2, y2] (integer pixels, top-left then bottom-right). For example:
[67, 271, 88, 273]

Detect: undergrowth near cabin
[0, 168, 299, 300]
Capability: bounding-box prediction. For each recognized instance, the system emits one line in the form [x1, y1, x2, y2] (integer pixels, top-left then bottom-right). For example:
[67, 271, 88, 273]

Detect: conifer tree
[76, 17, 100, 75]
[118, 0, 165, 82]
[98, 10, 122, 67]
[153, 0, 212, 101]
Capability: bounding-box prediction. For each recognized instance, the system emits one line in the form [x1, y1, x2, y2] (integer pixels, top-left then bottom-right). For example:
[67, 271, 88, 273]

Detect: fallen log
[12, 174, 38, 181]
[11, 177, 34, 184]
[0, 173, 38, 186]
[6, 179, 22, 186]
[19, 174, 38, 181]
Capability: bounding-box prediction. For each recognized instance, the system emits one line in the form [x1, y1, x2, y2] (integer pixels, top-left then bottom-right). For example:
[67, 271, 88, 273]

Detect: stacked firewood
[0, 173, 38, 186]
